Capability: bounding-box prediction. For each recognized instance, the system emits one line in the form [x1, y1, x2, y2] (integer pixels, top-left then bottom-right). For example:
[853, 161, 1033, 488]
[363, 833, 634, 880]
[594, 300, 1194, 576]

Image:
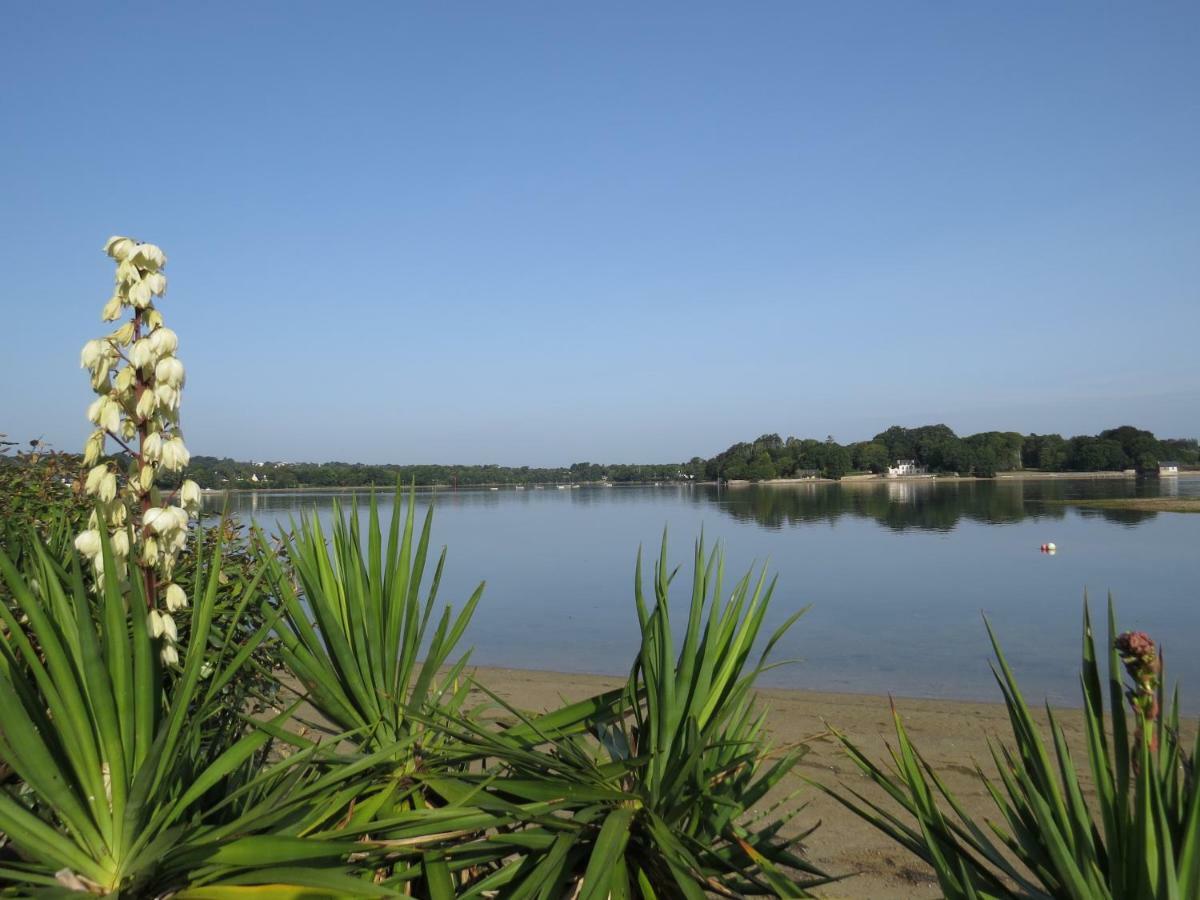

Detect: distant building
[1159, 462, 1180, 476]
[886, 459, 928, 477]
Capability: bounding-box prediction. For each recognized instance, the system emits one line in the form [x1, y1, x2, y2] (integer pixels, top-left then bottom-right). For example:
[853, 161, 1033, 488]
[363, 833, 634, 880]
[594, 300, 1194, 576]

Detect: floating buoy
[1040, 542, 1058, 554]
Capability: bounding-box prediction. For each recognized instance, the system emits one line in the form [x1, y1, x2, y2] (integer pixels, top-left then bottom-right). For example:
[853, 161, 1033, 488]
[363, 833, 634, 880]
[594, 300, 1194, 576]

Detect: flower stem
[132, 310, 156, 611]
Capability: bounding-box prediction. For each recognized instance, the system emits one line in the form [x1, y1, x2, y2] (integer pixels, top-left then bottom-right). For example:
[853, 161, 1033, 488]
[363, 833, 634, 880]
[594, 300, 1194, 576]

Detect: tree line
[702, 424, 1198, 481]
[84, 423, 1182, 491]
[173, 458, 700, 490]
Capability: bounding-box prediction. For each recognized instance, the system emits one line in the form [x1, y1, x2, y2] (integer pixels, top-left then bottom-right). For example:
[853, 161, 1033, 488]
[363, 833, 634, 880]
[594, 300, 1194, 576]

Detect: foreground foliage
[262, 488, 482, 754]
[822, 600, 1200, 900]
[0, 527, 398, 897]
[427, 535, 828, 898]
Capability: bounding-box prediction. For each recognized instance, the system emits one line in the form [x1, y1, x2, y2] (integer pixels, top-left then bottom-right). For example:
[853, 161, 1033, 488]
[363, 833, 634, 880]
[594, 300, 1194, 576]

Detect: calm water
[210, 477, 1200, 711]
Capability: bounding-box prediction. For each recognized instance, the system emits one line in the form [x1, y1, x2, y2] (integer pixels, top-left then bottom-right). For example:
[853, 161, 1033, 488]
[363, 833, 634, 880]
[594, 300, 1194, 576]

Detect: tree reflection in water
[700, 479, 1164, 532]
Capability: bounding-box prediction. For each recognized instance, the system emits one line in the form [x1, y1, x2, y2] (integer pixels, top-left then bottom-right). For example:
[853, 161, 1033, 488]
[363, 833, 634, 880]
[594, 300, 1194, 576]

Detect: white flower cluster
[75, 236, 200, 665]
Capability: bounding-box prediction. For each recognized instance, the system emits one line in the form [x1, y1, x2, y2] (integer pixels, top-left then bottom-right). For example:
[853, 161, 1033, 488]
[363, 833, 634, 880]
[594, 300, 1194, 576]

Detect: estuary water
[210, 477, 1200, 711]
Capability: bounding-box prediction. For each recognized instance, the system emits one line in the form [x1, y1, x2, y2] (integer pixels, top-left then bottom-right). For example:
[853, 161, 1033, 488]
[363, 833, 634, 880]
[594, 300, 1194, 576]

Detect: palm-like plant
[821, 599, 1200, 900]
[427, 534, 829, 898]
[0, 526, 400, 897]
[260, 486, 483, 756]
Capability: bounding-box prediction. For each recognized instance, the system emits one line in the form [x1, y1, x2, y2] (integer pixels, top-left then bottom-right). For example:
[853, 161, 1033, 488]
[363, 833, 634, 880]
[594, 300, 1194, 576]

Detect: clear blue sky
[3, 3, 1197, 465]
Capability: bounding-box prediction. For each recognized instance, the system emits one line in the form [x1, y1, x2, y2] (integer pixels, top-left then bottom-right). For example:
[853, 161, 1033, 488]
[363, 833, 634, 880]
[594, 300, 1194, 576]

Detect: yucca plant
[0, 525, 405, 897]
[821, 599, 1200, 900]
[260, 486, 483, 757]
[425, 534, 830, 898]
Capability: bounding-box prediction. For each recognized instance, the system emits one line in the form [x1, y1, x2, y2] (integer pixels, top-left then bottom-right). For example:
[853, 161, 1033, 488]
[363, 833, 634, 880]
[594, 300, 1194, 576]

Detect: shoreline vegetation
[196, 468, 1197, 494]
[143, 422, 1198, 491]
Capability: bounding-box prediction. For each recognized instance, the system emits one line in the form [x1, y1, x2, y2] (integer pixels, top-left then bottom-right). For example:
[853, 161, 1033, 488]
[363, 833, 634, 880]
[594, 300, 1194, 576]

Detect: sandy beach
[466, 666, 1142, 899]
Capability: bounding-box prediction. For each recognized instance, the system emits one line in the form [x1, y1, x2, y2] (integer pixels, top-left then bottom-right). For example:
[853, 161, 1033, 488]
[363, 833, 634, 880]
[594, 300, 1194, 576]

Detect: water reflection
[698, 477, 1199, 531]
[209, 476, 1200, 534]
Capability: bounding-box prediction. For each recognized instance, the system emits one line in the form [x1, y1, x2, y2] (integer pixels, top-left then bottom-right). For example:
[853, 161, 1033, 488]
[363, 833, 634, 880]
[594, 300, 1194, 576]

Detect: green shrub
[261, 486, 483, 756]
[0, 527, 397, 897]
[821, 600, 1199, 900]
[425, 534, 829, 898]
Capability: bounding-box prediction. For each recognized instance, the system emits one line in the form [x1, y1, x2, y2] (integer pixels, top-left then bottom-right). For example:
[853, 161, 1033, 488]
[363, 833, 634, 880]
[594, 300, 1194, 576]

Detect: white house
[886, 459, 928, 477]
[1159, 462, 1180, 476]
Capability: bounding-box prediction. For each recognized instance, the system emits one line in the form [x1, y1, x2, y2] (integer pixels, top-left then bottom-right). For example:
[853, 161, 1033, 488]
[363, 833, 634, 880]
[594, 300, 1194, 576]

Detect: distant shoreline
[196, 469, 1195, 494]
[727, 469, 1152, 488]
[199, 481, 687, 494]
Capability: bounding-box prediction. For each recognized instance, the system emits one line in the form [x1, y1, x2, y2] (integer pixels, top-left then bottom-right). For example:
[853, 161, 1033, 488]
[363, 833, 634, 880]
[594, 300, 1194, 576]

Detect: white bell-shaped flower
[129, 339, 155, 369]
[145, 272, 167, 295]
[87, 396, 121, 433]
[142, 431, 163, 463]
[80, 339, 109, 372]
[83, 430, 106, 466]
[149, 327, 178, 356]
[115, 366, 136, 394]
[160, 436, 190, 471]
[116, 259, 142, 286]
[161, 643, 179, 666]
[110, 529, 130, 559]
[101, 295, 124, 321]
[155, 357, 185, 388]
[130, 243, 166, 270]
[160, 613, 178, 642]
[111, 322, 135, 345]
[155, 383, 180, 412]
[147, 609, 166, 638]
[74, 530, 102, 558]
[167, 527, 188, 554]
[164, 582, 189, 612]
[128, 280, 153, 309]
[180, 479, 201, 511]
[104, 236, 136, 261]
[135, 389, 157, 421]
[143, 507, 172, 535]
[84, 465, 110, 497]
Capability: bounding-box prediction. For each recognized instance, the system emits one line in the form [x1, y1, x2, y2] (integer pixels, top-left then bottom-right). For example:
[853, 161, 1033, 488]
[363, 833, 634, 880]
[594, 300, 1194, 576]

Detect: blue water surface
[212, 477, 1200, 711]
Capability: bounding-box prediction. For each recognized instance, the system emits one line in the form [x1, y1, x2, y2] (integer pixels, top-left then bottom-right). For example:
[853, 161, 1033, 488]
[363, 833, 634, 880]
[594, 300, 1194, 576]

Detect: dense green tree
[1098, 425, 1162, 472]
[852, 441, 890, 473]
[746, 449, 778, 480]
[1023, 433, 1068, 470]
